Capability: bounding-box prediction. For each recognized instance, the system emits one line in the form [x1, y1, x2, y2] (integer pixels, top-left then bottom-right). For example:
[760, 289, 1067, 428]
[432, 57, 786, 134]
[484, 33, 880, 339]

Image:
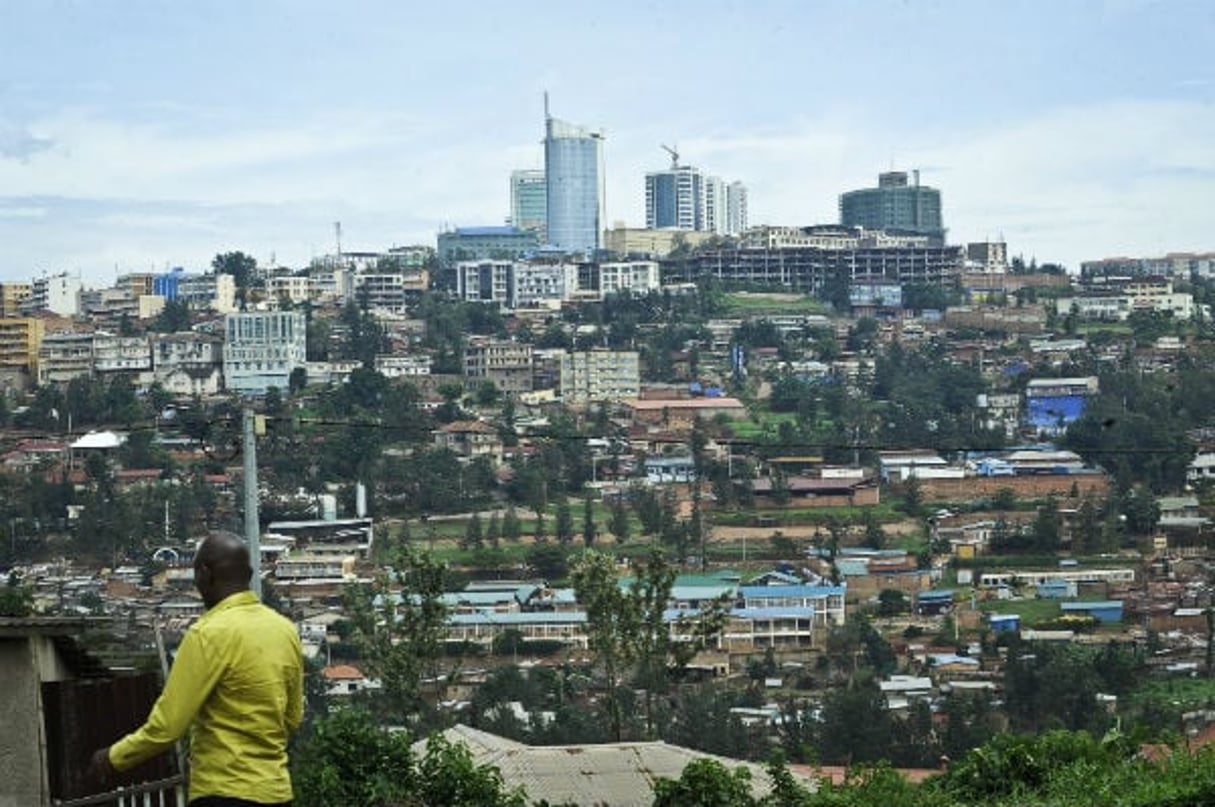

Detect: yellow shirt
[109, 591, 304, 804]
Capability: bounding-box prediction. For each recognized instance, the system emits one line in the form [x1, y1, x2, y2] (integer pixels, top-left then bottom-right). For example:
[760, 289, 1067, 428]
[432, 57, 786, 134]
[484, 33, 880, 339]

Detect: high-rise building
[644, 154, 747, 236]
[510, 169, 547, 234]
[646, 165, 704, 230]
[726, 181, 748, 235]
[544, 102, 604, 254]
[839, 170, 944, 244]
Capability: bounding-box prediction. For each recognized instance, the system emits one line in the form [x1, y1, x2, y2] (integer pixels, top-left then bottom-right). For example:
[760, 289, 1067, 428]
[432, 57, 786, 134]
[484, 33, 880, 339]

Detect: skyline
[0, 0, 1213, 282]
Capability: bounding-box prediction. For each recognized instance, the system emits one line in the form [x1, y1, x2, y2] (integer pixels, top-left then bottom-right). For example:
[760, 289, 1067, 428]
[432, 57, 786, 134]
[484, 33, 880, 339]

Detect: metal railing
[54, 775, 186, 807]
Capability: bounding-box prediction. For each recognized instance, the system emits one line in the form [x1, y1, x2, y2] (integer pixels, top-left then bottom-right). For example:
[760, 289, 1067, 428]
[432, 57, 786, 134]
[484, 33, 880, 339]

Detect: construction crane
[661, 144, 679, 168]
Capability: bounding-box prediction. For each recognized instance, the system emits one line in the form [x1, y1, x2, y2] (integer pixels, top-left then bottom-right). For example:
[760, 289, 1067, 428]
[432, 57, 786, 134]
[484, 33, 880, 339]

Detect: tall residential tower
[544, 98, 604, 254]
[644, 149, 747, 236]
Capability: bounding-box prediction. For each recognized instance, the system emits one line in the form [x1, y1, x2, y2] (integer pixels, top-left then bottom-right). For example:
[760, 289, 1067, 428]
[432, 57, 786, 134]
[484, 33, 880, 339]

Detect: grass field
[979, 598, 1062, 627]
[720, 292, 828, 317]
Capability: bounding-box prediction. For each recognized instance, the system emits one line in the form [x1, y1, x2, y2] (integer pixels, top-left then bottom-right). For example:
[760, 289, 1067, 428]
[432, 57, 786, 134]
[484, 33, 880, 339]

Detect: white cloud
[1, 97, 1212, 279]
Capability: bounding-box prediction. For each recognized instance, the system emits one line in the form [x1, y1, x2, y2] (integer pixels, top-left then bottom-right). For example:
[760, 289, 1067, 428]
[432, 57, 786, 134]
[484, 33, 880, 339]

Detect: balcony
[54, 776, 185, 807]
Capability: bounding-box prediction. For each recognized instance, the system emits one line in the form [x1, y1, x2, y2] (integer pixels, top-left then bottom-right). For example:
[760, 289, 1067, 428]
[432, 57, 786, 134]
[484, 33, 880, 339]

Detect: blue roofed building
[1024, 377, 1099, 436]
[1061, 600, 1124, 624]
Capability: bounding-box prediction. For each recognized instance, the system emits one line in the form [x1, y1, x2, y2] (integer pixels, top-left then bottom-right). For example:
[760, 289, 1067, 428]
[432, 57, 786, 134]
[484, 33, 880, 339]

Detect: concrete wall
[0, 638, 49, 807]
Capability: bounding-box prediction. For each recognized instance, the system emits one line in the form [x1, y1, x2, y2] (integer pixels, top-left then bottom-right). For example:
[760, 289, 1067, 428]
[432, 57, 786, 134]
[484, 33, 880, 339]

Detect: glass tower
[544, 113, 604, 254]
[839, 170, 944, 244]
[510, 169, 547, 234]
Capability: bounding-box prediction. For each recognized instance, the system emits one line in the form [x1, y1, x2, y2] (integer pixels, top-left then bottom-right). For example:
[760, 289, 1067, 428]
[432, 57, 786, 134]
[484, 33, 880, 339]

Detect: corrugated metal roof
[415, 724, 811, 806]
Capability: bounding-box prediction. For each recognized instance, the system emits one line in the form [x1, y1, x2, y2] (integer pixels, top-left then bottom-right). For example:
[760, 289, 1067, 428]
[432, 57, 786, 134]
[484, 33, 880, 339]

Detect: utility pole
[243, 409, 262, 598]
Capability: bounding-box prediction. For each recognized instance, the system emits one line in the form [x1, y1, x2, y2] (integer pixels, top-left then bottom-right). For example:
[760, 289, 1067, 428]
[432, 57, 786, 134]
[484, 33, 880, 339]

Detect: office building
[154, 268, 237, 313]
[644, 155, 747, 236]
[646, 165, 704, 231]
[510, 169, 547, 234]
[603, 228, 715, 258]
[839, 170, 944, 244]
[437, 226, 540, 268]
[726, 181, 748, 235]
[455, 260, 578, 310]
[663, 234, 963, 295]
[544, 102, 604, 254]
[576, 261, 661, 299]
[222, 311, 306, 394]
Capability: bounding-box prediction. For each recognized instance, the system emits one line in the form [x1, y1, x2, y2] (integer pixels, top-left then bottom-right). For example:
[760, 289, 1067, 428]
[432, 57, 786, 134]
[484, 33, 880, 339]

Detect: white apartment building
[559, 350, 641, 405]
[512, 263, 578, 309]
[595, 261, 661, 297]
[456, 260, 512, 305]
[455, 261, 578, 310]
[25, 273, 82, 317]
[223, 312, 306, 394]
[93, 334, 152, 379]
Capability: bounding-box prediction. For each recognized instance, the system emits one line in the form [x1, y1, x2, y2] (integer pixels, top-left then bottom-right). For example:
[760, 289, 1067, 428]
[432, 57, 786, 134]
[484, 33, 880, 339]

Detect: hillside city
[6, 108, 1215, 806]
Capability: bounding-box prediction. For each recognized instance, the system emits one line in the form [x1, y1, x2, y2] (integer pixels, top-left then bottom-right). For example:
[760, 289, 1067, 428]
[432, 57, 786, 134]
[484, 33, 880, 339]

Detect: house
[160, 364, 223, 397]
[433, 420, 505, 464]
[321, 664, 381, 697]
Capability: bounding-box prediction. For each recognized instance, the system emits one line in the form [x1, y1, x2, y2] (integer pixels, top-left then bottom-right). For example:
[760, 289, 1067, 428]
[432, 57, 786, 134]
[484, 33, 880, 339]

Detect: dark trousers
[189, 798, 291, 807]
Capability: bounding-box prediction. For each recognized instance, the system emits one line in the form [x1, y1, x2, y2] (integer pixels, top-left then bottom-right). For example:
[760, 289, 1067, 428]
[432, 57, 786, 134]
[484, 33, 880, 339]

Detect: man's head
[193, 531, 253, 609]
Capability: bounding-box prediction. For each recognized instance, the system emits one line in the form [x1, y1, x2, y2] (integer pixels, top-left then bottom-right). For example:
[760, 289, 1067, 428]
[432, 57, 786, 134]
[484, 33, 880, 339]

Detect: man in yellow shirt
[90, 532, 304, 807]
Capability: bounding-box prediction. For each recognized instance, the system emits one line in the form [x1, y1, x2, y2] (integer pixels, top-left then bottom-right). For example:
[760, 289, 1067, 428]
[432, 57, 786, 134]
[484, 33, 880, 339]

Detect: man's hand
[86, 747, 116, 790]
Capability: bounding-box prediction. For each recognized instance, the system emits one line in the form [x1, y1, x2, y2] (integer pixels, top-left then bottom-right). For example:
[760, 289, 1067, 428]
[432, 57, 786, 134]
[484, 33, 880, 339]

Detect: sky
[0, 0, 1212, 284]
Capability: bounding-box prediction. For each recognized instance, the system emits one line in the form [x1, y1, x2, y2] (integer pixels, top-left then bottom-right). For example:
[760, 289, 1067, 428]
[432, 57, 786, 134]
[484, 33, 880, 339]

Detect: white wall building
[223, 311, 306, 394]
[26, 273, 82, 317]
[595, 261, 661, 297]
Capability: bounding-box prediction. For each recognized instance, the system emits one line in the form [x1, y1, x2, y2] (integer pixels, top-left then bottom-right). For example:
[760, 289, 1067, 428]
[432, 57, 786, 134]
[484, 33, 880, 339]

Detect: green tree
[292, 708, 525, 807]
[462, 513, 484, 551]
[608, 497, 630, 542]
[212, 250, 258, 310]
[571, 550, 637, 742]
[581, 493, 598, 547]
[345, 548, 448, 719]
[502, 506, 522, 541]
[0, 572, 33, 616]
[652, 758, 756, 807]
[555, 497, 574, 544]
